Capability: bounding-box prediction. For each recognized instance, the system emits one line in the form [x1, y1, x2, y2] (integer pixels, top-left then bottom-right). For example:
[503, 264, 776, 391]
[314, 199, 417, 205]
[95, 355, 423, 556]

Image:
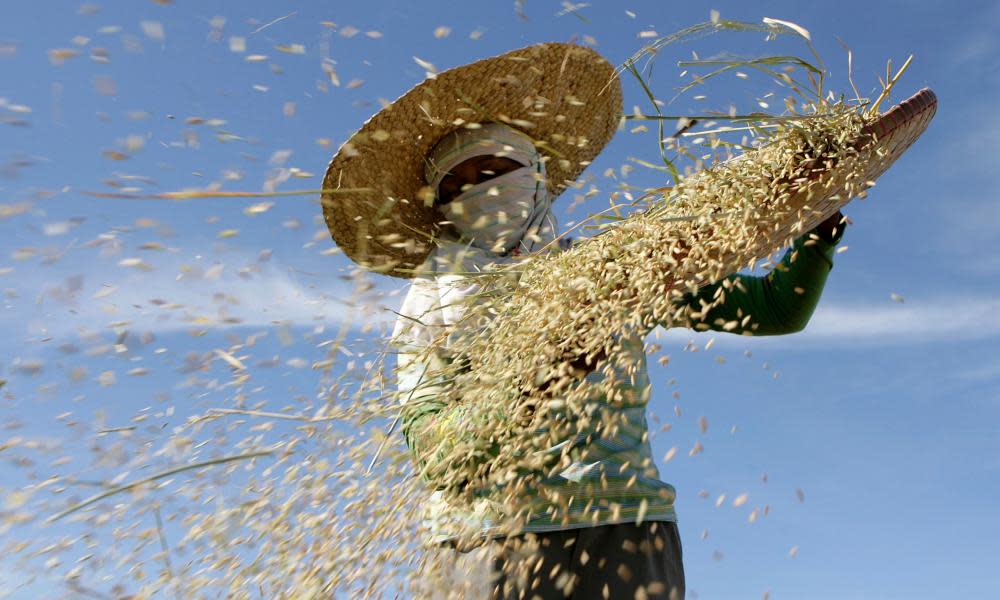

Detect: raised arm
[678, 212, 846, 336]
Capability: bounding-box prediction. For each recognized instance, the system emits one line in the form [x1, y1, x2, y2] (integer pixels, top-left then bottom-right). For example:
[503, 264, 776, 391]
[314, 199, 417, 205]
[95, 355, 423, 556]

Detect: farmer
[322, 43, 844, 599]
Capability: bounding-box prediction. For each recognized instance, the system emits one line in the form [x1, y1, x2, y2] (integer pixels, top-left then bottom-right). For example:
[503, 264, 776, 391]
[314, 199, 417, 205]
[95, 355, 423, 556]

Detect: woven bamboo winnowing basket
[434, 89, 938, 491]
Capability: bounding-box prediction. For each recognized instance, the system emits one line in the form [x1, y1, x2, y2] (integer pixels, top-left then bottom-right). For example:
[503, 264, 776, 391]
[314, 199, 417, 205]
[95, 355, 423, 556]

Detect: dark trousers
[490, 522, 684, 599]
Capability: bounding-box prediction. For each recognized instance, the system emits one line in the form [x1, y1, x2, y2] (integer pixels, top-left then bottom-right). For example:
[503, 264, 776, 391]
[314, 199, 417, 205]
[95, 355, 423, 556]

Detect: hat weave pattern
[321, 43, 623, 278]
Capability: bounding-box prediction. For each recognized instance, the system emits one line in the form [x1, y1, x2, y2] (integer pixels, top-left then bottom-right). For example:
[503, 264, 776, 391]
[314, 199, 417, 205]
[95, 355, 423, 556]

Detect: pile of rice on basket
[401, 81, 936, 540]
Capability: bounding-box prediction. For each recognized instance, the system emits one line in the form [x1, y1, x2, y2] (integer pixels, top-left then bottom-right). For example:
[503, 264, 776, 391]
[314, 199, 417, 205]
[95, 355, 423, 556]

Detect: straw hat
[320, 43, 623, 278]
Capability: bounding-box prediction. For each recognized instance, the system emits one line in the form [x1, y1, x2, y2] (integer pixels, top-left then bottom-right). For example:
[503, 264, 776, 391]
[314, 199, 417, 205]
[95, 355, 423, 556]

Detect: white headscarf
[424, 123, 557, 256]
[395, 124, 571, 363]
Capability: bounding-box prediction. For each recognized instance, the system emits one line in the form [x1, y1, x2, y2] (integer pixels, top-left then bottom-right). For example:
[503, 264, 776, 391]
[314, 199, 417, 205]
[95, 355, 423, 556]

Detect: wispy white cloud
[654, 296, 1000, 348]
[802, 296, 1000, 342]
[6, 242, 995, 351]
[0, 250, 399, 341]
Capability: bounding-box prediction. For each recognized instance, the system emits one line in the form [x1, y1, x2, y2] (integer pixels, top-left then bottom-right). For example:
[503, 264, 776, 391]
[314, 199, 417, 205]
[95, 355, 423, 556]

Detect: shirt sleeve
[392, 271, 498, 489]
[675, 225, 844, 336]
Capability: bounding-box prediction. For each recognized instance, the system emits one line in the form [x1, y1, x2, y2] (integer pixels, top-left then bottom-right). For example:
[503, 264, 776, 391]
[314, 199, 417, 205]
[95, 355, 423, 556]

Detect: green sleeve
[396, 346, 497, 489]
[678, 229, 842, 336]
[397, 346, 461, 481]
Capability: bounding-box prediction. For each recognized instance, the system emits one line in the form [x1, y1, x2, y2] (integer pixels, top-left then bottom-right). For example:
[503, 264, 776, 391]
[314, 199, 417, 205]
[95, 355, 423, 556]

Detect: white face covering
[399, 124, 567, 356]
[425, 123, 557, 255]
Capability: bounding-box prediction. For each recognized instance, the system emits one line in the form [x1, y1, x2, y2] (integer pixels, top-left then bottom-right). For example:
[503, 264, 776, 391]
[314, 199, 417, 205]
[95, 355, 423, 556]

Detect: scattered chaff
[47, 450, 274, 522]
[0, 12, 936, 600]
[389, 28, 933, 556]
[251, 11, 298, 35]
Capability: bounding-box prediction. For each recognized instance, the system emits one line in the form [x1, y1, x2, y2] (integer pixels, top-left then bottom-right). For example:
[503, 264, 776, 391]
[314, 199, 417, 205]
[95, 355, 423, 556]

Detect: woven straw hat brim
[321, 43, 622, 278]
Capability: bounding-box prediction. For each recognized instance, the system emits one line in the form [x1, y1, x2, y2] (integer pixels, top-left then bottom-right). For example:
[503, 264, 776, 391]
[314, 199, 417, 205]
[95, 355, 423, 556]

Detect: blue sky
[1, 1, 999, 598]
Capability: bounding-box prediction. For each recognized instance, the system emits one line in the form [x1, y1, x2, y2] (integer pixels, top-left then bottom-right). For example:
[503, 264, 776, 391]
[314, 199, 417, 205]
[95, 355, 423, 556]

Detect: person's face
[435, 155, 523, 206]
